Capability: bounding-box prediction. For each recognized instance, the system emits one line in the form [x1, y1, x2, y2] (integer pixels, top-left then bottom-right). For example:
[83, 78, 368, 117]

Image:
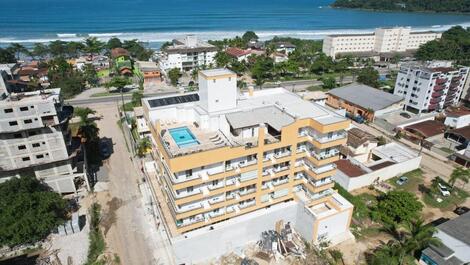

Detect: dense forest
[415, 26, 470, 65]
[332, 0, 470, 13]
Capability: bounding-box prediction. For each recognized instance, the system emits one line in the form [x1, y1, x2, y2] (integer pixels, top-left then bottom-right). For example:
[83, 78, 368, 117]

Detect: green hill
[332, 0, 470, 13]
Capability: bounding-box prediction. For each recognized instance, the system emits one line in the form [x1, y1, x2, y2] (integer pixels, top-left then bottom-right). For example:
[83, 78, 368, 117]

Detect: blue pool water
[169, 127, 199, 148]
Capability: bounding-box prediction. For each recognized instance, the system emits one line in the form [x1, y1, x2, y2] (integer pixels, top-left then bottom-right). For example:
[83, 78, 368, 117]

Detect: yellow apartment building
[142, 69, 353, 252]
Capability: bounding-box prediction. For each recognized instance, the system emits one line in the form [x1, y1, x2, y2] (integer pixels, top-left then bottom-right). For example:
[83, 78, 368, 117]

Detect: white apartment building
[394, 62, 470, 113]
[322, 27, 442, 59]
[159, 35, 218, 73]
[0, 88, 87, 194]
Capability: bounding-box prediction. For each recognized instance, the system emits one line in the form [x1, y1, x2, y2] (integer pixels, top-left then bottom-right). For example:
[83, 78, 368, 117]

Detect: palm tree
[83, 37, 105, 57]
[8, 43, 28, 61]
[404, 218, 441, 257]
[75, 107, 99, 142]
[137, 138, 151, 157]
[449, 167, 470, 188]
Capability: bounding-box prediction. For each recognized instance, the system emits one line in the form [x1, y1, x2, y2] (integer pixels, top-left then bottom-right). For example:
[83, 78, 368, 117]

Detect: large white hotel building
[322, 27, 442, 59]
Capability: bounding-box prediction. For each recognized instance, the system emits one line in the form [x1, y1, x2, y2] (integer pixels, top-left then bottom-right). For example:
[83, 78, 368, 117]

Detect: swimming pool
[169, 127, 199, 148]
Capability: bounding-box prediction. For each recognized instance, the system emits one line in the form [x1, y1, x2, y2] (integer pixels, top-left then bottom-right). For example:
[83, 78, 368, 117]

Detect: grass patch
[439, 147, 454, 154]
[97, 69, 110, 78]
[307, 85, 328, 92]
[388, 169, 424, 192]
[422, 187, 469, 210]
[91, 91, 133, 98]
[335, 183, 372, 220]
[85, 203, 106, 265]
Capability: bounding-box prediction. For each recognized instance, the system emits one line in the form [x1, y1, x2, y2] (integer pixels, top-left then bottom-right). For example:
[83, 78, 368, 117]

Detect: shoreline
[0, 21, 469, 47]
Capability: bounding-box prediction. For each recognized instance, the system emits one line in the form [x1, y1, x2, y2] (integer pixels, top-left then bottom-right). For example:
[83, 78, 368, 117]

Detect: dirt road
[90, 102, 172, 265]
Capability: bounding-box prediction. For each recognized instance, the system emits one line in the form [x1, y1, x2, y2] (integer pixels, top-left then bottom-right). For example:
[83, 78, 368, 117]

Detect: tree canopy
[416, 26, 470, 65]
[0, 47, 16, 63]
[357, 66, 380, 88]
[332, 0, 470, 13]
[0, 176, 67, 247]
[168, 68, 181, 86]
[375, 191, 423, 225]
[48, 57, 86, 98]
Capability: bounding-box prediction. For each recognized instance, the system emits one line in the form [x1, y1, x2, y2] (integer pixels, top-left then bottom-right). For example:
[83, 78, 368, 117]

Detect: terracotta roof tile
[335, 159, 366, 178]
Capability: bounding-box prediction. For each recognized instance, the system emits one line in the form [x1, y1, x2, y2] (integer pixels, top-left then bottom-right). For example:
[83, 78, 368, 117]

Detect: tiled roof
[334, 159, 366, 178]
[347, 128, 377, 148]
[225, 47, 251, 58]
[446, 107, 470, 117]
[405, 120, 446, 138]
[111, 48, 129, 58]
[446, 125, 470, 141]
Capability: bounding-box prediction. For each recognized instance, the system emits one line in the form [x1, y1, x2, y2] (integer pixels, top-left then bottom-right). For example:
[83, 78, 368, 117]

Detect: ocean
[1, 0, 470, 48]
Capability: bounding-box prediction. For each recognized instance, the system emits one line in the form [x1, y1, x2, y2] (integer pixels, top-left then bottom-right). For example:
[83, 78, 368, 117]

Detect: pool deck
[159, 120, 279, 157]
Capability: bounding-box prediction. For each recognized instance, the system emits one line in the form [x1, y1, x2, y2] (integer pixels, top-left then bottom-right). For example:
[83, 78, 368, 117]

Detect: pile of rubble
[255, 221, 306, 263]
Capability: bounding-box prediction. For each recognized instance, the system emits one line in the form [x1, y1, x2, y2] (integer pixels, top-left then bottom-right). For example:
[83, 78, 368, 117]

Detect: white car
[438, 183, 450, 197]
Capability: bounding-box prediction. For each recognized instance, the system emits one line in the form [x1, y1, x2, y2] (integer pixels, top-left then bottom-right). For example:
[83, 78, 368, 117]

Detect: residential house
[327, 83, 404, 122]
[420, 212, 470, 265]
[444, 107, 470, 129]
[225, 47, 252, 62]
[334, 142, 421, 191]
[275, 42, 296, 55]
[111, 48, 133, 76]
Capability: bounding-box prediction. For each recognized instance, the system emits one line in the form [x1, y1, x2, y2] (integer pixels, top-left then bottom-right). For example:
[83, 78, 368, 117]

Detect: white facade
[445, 113, 470, 129]
[322, 27, 442, 59]
[394, 62, 470, 113]
[0, 89, 85, 194]
[159, 35, 217, 73]
[198, 69, 237, 113]
[334, 143, 422, 191]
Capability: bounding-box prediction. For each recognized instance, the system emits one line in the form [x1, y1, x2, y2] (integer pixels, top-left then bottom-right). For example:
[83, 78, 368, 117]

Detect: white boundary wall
[334, 155, 422, 191]
[171, 200, 318, 264]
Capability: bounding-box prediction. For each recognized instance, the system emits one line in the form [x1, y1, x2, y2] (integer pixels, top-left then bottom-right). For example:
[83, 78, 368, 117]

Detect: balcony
[239, 199, 256, 209]
[431, 92, 443, 98]
[436, 78, 447, 85]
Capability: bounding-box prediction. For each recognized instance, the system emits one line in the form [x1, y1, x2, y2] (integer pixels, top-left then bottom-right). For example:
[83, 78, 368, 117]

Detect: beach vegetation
[0, 47, 16, 63]
[332, 0, 470, 13]
[416, 26, 470, 65]
[0, 176, 67, 247]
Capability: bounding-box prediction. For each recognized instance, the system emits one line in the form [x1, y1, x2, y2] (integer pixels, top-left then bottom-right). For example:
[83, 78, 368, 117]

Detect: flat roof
[372, 142, 418, 163]
[1, 88, 61, 104]
[328, 83, 403, 111]
[199, 68, 236, 78]
[226, 106, 295, 132]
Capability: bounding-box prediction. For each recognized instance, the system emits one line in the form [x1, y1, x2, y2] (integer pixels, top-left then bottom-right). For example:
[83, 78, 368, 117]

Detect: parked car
[454, 206, 470, 215]
[396, 176, 408, 186]
[99, 141, 111, 158]
[400, 112, 411, 119]
[438, 183, 451, 197]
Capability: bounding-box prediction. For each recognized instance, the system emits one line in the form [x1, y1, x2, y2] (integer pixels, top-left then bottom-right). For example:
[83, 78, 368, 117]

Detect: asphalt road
[67, 76, 357, 106]
[66, 91, 178, 105]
